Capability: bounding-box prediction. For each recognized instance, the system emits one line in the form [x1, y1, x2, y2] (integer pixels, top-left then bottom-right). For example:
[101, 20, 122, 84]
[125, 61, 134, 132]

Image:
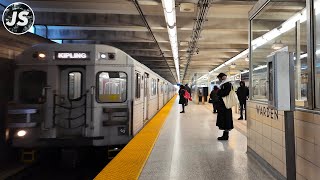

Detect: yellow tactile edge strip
[94, 95, 177, 180]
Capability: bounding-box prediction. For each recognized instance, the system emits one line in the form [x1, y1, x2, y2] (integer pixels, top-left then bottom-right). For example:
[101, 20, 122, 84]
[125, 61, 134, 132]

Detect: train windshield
[19, 71, 47, 104]
[97, 72, 127, 103]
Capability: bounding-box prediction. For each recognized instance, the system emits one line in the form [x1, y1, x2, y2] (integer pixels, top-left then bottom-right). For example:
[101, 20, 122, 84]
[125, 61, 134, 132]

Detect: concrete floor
[139, 99, 276, 180]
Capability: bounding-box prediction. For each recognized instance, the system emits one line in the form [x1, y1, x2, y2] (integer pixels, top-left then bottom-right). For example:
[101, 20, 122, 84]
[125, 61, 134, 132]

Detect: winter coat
[216, 81, 233, 130]
[185, 86, 191, 97]
[179, 89, 186, 104]
[210, 90, 219, 104]
[236, 86, 249, 103]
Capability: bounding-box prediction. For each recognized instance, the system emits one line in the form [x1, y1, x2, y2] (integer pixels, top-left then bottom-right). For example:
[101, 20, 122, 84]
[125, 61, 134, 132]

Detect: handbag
[222, 87, 239, 109]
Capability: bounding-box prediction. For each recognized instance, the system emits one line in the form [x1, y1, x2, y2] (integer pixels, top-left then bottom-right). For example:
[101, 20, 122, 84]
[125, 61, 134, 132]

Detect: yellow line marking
[94, 96, 177, 180]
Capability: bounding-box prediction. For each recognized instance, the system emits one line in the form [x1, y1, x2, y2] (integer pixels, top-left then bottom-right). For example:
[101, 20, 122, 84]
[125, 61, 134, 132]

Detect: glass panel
[68, 72, 82, 99]
[98, 72, 127, 102]
[250, 0, 308, 107]
[19, 71, 47, 104]
[135, 73, 141, 99]
[315, 0, 320, 108]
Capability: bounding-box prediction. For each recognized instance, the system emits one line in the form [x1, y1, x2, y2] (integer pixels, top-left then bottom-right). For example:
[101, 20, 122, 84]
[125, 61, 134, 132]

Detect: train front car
[7, 44, 134, 148]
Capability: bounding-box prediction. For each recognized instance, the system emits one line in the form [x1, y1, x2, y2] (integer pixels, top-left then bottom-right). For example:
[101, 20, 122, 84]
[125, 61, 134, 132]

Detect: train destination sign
[55, 52, 90, 60]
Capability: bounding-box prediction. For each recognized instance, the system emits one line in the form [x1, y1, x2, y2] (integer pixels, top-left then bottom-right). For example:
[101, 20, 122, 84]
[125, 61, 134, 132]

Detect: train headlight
[17, 130, 27, 137]
[100, 53, 107, 59]
[38, 53, 46, 58]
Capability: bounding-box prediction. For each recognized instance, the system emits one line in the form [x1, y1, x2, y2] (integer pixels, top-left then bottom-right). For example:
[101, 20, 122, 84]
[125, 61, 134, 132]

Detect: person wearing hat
[216, 73, 234, 140]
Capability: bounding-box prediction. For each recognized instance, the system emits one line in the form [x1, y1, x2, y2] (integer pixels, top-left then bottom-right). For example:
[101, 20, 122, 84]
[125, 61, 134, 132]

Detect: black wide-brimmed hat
[217, 73, 227, 78]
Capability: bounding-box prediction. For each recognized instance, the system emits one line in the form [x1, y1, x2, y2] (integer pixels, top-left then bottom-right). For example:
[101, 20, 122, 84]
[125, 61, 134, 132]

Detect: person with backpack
[210, 86, 219, 113]
[178, 85, 186, 113]
[216, 73, 233, 140]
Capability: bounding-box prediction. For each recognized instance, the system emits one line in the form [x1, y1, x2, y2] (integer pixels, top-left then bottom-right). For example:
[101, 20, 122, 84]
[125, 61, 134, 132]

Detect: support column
[296, 20, 302, 100]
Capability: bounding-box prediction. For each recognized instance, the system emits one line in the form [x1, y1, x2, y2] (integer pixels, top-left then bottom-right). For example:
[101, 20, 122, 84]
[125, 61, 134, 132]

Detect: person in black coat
[178, 85, 186, 113]
[216, 73, 233, 140]
[209, 86, 219, 113]
[236, 81, 249, 120]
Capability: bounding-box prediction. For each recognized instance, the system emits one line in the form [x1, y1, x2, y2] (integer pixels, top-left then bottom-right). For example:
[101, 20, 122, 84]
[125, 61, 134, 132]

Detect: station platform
[95, 96, 276, 180]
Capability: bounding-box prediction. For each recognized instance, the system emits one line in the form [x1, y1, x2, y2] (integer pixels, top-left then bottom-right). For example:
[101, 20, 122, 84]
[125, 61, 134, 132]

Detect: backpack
[184, 90, 192, 101]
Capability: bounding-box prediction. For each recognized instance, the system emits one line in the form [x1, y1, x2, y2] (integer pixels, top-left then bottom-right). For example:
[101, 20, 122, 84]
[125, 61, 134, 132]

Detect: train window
[135, 73, 141, 99]
[151, 79, 157, 96]
[97, 72, 127, 103]
[68, 72, 82, 100]
[19, 71, 47, 104]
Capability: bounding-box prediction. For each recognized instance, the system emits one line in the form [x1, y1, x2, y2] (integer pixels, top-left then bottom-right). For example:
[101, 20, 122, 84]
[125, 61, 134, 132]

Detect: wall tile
[272, 141, 284, 163]
[272, 155, 286, 177]
[256, 121, 263, 134]
[295, 120, 315, 143]
[272, 128, 284, 146]
[314, 144, 320, 167]
[256, 132, 263, 147]
[263, 124, 272, 139]
[295, 111, 314, 124]
[263, 116, 272, 126]
[263, 136, 272, 153]
[272, 114, 284, 131]
[296, 156, 320, 180]
[264, 150, 273, 165]
[297, 173, 307, 180]
[296, 138, 315, 165]
[256, 144, 264, 158]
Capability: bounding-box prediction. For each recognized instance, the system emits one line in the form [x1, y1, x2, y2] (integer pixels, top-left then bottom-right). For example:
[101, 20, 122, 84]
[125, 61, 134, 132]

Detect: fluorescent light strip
[161, 0, 180, 83]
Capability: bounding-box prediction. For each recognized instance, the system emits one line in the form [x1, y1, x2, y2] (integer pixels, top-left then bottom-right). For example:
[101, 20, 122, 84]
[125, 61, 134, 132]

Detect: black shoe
[180, 111, 185, 113]
[238, 117, 243, 120]
[217, 131, 229, 140]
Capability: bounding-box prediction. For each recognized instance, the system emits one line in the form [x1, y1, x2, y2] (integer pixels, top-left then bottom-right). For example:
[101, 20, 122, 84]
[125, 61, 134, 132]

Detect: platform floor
[139, 98, 276, 180]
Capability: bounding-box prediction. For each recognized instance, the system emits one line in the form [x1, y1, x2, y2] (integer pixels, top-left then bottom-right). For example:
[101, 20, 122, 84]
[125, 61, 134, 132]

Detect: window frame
[135, 72, 141, 99]
[96, 71, 128, 103]
[67, 71, 83, 100]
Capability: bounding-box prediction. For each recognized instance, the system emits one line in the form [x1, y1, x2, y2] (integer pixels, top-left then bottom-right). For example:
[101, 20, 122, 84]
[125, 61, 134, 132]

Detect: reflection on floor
[139, 99, 275, 180]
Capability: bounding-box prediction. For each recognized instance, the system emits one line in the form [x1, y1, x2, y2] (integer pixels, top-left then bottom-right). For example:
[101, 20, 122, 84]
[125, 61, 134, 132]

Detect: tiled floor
[139, 99, 276, 180]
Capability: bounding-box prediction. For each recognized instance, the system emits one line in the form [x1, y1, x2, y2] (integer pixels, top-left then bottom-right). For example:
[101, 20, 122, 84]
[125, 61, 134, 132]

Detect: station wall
[247, 101, 320, 180]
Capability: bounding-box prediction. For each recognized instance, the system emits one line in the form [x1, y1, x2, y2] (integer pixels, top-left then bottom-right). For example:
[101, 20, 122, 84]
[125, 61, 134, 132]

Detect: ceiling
[0, 0, 307, 84]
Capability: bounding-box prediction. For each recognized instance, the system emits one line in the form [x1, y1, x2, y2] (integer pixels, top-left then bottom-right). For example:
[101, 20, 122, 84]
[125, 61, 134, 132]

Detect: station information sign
[55, 52, 90, 60]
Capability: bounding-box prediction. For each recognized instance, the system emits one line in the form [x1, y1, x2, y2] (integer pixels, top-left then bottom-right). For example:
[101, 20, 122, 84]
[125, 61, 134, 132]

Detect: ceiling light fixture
[230, 63, 236, 68]
[161, 0, 180, 83]
[245, 55, 249, 62]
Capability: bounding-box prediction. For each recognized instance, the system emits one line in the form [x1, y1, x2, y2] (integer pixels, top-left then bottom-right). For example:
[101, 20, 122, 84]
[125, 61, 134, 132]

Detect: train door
[143, 73, 149, 121]
[55, 67, 86, 137]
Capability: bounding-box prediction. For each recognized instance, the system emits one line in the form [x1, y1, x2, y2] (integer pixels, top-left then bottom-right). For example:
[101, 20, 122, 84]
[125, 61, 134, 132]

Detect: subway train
[7, 44, 176, 148]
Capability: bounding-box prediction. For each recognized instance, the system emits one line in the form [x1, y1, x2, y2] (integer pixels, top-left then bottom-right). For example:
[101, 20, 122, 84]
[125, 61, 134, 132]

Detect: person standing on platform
[178, 85, 186, 113]
[210, 86, 219, 113]
[184, 84, 191, 106]
[216, 73, 233, 140]
[236, 81, 249, 120]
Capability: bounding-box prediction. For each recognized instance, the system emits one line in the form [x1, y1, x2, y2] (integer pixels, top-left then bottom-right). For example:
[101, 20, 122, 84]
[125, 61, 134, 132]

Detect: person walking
[216, 73, 233, 140]
[236, 81, 249, 120]
[178, 85, 186, 113]
[185, 84, 191, 106]
[210, 86, 219, 113]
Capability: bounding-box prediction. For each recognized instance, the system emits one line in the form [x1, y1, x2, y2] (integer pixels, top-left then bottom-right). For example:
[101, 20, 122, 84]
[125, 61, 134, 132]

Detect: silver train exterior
[7, 44, 176, 148]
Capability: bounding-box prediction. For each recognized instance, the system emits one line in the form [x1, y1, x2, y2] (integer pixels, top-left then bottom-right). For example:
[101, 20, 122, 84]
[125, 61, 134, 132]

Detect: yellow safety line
[94, 95, 177, 180]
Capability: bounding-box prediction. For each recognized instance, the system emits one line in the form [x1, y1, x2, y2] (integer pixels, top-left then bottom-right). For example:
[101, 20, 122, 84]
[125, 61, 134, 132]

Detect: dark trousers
[212, 103, 217, 113]
[239, 101, 246, 118]
[181, 104, 185, 112]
